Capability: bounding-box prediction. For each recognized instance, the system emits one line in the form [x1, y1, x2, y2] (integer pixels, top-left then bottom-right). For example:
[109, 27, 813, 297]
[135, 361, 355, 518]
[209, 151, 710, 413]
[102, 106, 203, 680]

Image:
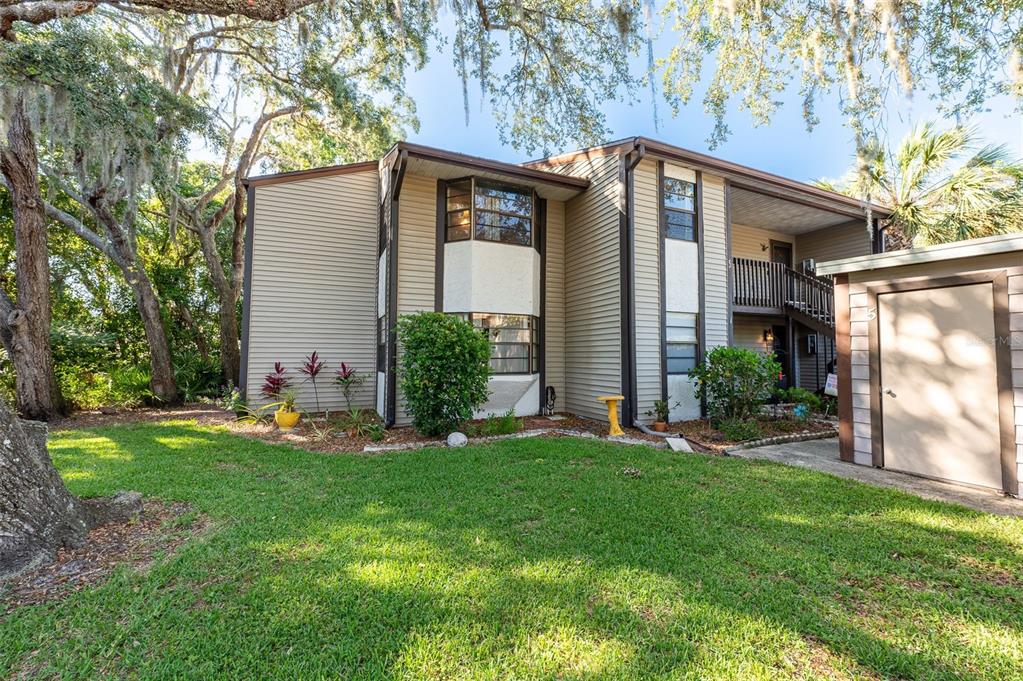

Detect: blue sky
[403, 23, 1023, 185]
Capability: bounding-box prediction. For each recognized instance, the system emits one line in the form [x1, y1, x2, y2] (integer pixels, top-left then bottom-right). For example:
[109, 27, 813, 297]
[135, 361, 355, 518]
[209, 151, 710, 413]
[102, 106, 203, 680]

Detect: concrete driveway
[729, 437, 1023, 517]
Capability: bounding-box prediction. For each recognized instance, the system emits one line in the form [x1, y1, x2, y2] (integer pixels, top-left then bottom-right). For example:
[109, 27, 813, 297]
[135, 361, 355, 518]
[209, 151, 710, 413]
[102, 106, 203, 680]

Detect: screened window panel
[666, 311, 698, 375]
[665, 210, 695, 241]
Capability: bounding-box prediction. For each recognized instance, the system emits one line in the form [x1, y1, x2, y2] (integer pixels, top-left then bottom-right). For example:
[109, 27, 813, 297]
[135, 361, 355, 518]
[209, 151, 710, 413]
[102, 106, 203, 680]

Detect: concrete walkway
[730, 438, 1023, 517]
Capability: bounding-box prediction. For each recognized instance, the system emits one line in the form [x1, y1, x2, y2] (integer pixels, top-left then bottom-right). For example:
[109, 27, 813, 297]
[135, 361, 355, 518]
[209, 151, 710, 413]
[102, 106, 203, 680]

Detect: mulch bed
[1, 500, 208, 614]
[674, 417, 836, 452]
[227, 412, 665, 454]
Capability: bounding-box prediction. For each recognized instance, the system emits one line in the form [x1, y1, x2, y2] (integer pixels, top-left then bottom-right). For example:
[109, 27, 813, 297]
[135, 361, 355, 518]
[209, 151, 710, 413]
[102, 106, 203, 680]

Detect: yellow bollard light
[596, 395, 625, 437]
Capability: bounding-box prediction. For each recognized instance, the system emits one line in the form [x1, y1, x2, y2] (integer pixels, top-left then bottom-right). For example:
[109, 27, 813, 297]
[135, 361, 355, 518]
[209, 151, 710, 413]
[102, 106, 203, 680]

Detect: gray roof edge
[817, 233, 1023, 276]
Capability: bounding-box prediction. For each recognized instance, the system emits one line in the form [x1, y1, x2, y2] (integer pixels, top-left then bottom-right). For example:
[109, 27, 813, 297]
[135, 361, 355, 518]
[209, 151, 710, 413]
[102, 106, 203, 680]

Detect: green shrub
[691, 346, 781, 422]
[56, 363, 154, 410]
[776, 386, 823, 413]
[397, 312, 491, 436]
[174, 352, 222, 402]
[479, 409, 521, 436]
[717, 417, 762, 442]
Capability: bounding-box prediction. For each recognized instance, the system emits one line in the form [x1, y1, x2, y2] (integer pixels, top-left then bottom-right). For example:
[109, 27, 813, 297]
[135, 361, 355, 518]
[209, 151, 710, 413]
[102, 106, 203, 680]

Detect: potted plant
[274, 389, 301, 431]
[646, 399, 673, 432]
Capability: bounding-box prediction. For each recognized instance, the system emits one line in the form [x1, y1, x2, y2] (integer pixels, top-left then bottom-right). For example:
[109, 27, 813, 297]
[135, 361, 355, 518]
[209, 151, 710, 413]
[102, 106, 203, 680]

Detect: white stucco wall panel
[443, 240, 539, 316]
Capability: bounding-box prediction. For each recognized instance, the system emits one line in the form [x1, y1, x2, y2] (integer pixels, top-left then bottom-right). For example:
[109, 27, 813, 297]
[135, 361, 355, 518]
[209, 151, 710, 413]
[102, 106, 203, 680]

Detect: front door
[770, 241, 793, 268]
[772, 324, 790, 389]
[878, 283, 1002, 489]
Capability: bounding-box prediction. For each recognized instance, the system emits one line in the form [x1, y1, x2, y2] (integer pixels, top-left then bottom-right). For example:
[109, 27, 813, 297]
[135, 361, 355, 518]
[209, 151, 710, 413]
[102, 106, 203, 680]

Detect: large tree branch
[0, 0, 320, 25]
[0, 1, 92, 40]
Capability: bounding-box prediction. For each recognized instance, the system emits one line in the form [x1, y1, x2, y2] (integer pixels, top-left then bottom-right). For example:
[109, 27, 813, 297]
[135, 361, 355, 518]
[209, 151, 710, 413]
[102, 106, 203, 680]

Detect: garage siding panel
[545, 200, 567, 408]
[633, 159, 662, 421]
[395, 173, 438, 425]
[245, 171, 379, 411]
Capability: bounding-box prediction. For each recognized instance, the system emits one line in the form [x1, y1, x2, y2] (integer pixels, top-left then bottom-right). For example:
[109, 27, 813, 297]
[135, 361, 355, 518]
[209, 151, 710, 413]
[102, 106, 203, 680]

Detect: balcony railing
[732, 257, 835, 330]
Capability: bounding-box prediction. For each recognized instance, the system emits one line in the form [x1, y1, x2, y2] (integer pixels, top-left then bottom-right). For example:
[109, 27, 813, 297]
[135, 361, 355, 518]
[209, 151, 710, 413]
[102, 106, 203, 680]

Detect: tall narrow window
[666, 312, 698, 374]
[444, 178, 534, 246]
[376, 315, 387, 372]
[445, 180, 472, 241]
[663, 177, 697, 241]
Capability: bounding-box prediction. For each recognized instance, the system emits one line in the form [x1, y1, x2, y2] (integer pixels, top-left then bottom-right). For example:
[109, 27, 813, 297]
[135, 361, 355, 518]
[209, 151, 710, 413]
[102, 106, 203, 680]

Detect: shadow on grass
[18, 422, 1023, 679]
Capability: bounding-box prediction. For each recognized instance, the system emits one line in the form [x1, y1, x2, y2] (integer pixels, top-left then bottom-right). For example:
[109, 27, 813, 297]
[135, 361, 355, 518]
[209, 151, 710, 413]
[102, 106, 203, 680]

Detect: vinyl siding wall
[545, 200, 567, 409]
[557, 153, 623, 420]
[732, 223, 794, 262]
[245, 170, 379, 411]
[633, 159, 662, 421]
[395, 173, 438, 424]
[702, 175, 730, 350]
[796, 222, 871, 265]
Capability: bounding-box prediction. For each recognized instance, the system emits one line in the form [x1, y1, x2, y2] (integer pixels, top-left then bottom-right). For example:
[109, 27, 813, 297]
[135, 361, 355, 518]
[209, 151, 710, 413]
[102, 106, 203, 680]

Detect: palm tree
[817, 124, 1023, 248]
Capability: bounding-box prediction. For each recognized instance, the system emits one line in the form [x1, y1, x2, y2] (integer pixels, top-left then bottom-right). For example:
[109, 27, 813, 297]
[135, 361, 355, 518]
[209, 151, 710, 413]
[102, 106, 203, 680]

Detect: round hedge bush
[397, 312, 491, 436]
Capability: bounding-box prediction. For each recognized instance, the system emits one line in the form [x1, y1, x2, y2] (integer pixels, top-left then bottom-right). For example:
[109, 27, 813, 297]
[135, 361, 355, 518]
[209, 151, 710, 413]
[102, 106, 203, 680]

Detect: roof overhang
[529, 136, 892, 222]
[817, 233, 1023, 276]
[383, 141, 589, 201]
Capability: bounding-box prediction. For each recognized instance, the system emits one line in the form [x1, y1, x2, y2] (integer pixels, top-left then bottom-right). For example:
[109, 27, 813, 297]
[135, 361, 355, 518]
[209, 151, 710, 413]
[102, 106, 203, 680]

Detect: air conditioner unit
[800, 258, 816, 275]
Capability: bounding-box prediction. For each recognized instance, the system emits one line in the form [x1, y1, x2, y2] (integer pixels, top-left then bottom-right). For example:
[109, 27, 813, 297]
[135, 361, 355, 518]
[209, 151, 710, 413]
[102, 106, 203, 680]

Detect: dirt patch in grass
[673, 417, 836, 452]
[1, 500, 208, 614]
[53, 404, 233, 430]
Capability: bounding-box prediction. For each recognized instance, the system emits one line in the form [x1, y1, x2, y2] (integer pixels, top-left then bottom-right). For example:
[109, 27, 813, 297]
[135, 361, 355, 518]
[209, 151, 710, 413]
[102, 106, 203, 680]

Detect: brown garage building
[819, 233, 1023, 497]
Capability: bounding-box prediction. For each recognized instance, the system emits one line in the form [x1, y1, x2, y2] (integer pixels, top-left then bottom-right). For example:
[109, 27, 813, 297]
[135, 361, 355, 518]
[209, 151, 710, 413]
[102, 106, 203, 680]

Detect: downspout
[385, 149, 408, 427]
[624, 141, 646, 427]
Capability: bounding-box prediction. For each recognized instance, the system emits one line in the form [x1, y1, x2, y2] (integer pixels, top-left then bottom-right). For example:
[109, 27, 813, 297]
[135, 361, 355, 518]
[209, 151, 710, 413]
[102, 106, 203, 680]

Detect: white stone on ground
[446, 432, 468, 448]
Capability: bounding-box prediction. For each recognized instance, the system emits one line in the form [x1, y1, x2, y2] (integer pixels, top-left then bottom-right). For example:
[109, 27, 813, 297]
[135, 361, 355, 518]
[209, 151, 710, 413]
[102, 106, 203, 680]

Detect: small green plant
[217, 384, 246, 414]
[277, 389, 298, 413]
[691, 346, 781, 422]
[340, 407, 375, 437]
[645, 399, 679, 423]
[364, 423, 386, 442]
[717, 417, 762, 442]
[397, 312, 491, 436]
[235, 403, 275, 425]
[303, 413, 336, 442]
[479, 409, 521, 436]
[776, 386, 823, 413]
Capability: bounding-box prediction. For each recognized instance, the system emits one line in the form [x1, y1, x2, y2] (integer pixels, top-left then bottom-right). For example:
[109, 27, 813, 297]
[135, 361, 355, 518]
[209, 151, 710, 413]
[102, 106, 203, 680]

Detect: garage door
[878, 283, 1002, 489]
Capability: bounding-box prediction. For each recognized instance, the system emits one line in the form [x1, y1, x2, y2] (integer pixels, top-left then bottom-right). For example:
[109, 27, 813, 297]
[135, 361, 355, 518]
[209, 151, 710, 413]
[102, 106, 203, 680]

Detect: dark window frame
[665, 311, 699, 375]
[376, 315, 387, 372]
[444, 176, 536, 248]
[662, 176, 698, 242]
[453, 312, 540, 376]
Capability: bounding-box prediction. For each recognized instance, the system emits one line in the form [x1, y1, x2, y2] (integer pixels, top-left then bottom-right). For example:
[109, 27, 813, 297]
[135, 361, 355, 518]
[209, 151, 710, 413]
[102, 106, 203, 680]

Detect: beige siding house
[242, 137, 888, 428]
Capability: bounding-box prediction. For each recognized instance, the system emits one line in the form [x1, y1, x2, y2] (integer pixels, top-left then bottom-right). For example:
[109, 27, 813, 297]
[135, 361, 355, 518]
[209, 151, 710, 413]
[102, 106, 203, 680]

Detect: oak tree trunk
[0, 403, 88, 579]
[0, 94, 67, 421]
[194, 212, 241, 386]
[0, 397, 144, 581]
[123, 263, 180, 405]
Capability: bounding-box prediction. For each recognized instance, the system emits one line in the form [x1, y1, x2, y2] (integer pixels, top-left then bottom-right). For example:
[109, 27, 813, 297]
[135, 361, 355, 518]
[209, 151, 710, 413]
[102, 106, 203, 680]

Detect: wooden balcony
[732, 257, 835, 333]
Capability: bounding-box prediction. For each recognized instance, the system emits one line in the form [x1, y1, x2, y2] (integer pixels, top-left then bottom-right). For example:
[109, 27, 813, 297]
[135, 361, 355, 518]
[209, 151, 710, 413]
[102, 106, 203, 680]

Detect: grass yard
[3, 422, 1023, 679]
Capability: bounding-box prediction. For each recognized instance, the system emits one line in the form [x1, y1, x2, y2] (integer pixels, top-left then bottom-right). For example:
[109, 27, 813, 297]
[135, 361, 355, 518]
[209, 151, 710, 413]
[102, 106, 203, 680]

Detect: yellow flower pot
[275, 409, 300, 431]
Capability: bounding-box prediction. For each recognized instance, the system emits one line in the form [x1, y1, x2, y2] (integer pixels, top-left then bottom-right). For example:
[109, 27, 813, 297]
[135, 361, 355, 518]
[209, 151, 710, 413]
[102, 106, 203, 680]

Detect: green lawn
[3, 422, 1023, 679]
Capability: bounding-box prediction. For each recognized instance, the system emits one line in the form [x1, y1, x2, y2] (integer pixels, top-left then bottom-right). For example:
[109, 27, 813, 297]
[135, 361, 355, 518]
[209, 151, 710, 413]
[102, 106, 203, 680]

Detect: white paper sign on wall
[824, 373, 838, 397]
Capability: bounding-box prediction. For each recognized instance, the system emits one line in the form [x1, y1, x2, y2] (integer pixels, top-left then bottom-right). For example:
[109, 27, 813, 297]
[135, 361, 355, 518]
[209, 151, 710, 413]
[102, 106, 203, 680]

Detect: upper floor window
[446, 178, 534, 247]
[663, 177, 697, 241]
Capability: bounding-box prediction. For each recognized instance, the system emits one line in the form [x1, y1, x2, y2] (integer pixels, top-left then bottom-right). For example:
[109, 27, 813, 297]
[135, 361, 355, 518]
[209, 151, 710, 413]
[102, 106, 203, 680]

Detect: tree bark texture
[0, 94, 67, 420]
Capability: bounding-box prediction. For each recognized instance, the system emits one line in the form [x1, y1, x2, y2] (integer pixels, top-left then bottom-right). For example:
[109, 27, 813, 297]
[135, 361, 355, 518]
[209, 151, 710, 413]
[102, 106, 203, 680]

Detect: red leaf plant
[260, 362, 292, 400]
[334, 362, 366, 413]
[300, 351, 327, 414]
